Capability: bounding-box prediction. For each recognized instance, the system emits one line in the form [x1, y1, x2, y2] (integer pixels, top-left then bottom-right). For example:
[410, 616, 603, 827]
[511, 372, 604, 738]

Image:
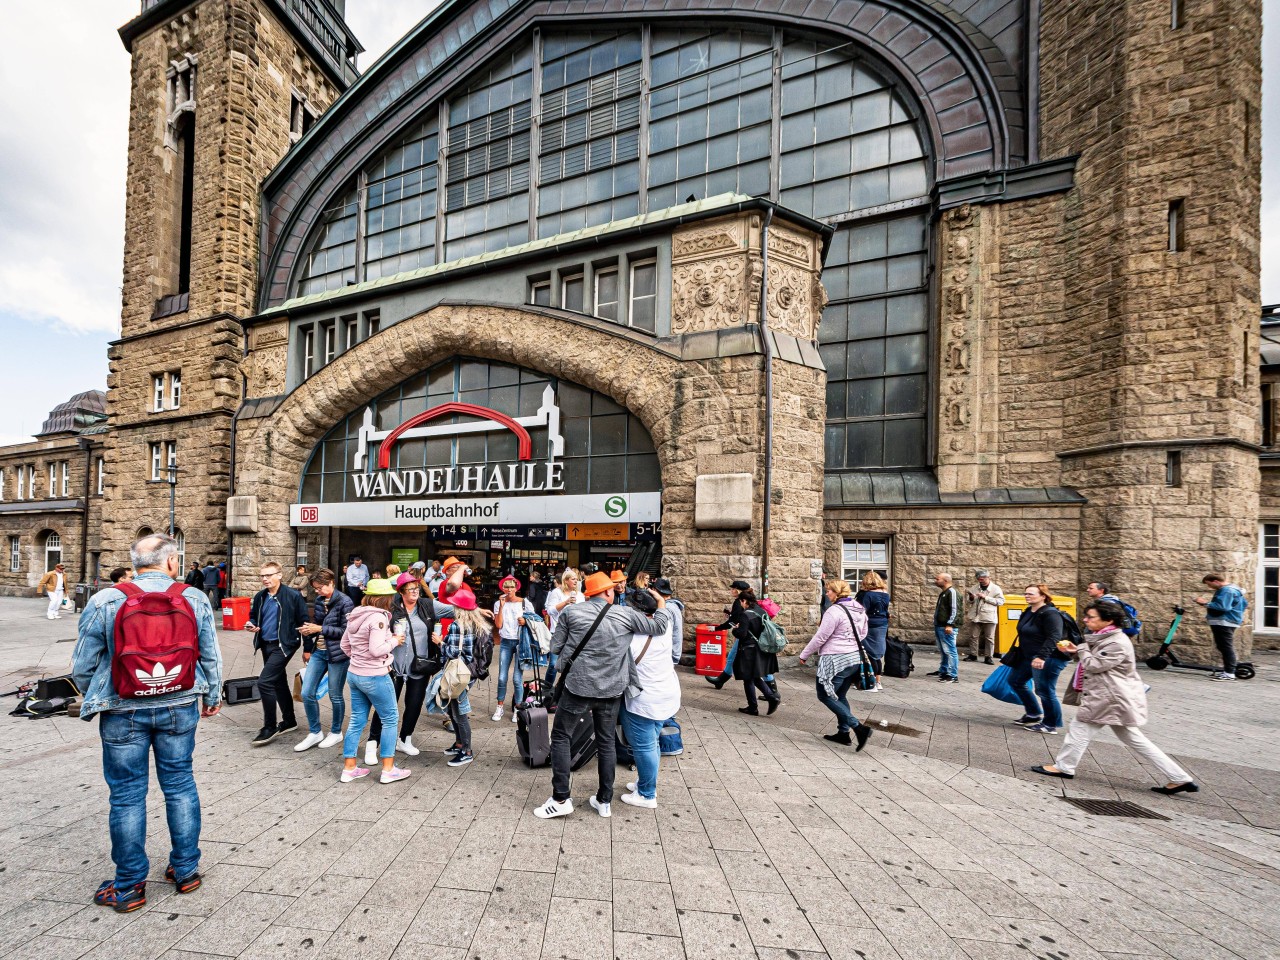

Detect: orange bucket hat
[583, 572, 615, 597]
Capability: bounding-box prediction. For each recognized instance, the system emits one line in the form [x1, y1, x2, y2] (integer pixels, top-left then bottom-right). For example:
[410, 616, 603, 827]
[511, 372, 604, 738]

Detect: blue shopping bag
[980, 664, 1024, 706]
[316, 673, 329, 701]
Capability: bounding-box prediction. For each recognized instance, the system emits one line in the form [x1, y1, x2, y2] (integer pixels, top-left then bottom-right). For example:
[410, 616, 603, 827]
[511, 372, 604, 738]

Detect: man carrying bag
[533, 572, 669, 820]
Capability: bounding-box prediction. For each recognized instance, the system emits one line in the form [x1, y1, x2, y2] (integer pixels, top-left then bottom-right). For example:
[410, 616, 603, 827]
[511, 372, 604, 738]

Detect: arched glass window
[44, 532, 62, 571]
[174, 529, 186, 572]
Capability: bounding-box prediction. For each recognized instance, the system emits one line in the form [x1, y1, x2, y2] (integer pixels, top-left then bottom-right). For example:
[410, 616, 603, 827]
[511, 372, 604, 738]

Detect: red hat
[451, 586, 478, 611]
[499, 575, 521, 591]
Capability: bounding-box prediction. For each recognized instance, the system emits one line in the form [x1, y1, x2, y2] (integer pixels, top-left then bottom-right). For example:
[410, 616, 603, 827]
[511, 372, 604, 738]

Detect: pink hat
[451, 586, 478, 611]
[499, 575, 521, 591]
[395, 572, 420, 591]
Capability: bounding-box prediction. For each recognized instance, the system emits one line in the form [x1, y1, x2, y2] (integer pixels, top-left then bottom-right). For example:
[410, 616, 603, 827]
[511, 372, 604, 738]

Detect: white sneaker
[589, 796, 611, 818]
[511, 712, 519, 723]
[1209, 671, 1237, 681]
[397, 737, 421, 756]
[319, 731, 343, 749]
[364, 740, 377, 766]
[534, 797, 574, 819]
[492, 706, 504, 721]
[626, 781, 638, 793]
[621, 792, 657, 809]
[294, 732, 324, 752]
[873, 681, 883, 691]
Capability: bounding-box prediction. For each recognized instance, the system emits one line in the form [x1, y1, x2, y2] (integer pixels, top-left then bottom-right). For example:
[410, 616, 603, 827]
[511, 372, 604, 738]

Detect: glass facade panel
[299, 187, 358, 295]
[364, 117, 439, 280]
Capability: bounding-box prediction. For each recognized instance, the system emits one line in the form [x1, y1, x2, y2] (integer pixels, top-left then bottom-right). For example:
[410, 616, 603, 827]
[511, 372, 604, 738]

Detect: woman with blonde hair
[542, 568, 583, 687]
[383, 563, 402, 580]
[440, 587, 486, 766]
[798, 579, 872, 750]
[855, 571, 890, 688]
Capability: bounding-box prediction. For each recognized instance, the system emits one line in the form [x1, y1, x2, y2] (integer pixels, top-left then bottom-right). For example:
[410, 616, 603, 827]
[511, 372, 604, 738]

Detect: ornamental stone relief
[671, 257, 748, 334]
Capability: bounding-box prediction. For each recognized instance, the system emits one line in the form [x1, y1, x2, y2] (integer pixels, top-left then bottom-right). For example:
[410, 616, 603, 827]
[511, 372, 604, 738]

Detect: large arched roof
[258, 0, 1031, 310]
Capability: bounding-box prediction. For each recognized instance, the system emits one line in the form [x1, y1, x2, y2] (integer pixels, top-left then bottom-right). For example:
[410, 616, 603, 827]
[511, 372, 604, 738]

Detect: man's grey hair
[131, 534, 179, 570]
[974, 569, 990, 579]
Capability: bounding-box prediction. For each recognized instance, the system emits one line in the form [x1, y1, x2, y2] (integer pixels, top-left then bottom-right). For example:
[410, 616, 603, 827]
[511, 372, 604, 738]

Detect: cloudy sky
[0, 1, 1275, 444]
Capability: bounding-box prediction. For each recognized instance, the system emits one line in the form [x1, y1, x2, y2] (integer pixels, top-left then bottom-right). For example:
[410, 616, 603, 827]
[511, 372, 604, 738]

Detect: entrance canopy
[294, 356, 660, 529]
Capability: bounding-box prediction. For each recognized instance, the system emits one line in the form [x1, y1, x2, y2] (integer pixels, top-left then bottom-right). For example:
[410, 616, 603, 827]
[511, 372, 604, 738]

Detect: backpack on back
[756, 614, 787, 655]
[471, 628, 494, 682]
[1058, 609, 1084, 646]
[111, 582, 200, 700]
[1117, 601, 1142, 638]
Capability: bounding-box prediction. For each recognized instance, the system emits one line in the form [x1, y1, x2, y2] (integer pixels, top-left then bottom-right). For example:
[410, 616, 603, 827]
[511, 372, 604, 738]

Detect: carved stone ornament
[767, 226, 812, 266]
[766, 259, 817, 340]
[671, 258, 747, 334]
[672, 225, 744, 261]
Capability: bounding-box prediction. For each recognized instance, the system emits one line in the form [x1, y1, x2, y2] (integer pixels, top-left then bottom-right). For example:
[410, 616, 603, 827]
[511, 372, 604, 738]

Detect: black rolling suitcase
[883, 635, 914, 678]
[516, 647, 598, 771]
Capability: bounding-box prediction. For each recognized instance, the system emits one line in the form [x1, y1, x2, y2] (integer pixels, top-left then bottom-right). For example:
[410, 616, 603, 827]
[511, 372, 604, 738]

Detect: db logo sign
[299, 507, 319, 524]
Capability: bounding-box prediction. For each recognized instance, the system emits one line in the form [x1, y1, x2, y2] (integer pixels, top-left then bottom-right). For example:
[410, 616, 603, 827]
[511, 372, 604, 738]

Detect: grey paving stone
[275, 875, 374, 931]
[76, 911, 205, 960]
[541, 896, 612, 960]
[713, 850, 788, 893]
[610, 932, 686, 960]
[316, 904, 414, 960]
[731, 888, 824, 953]
[234, 925, 331, 960]
[674, 910, 754, 960]
[0, 935, 100, 960]
[611, 879, 679, 937]
[610, 841, 669, 883]
[41, 904, 140, 946]
[553, 854, 612, 901]
[173, 891, 293, 957]
[666, 861, 737, 915]
[811, 922, 905, 960]
[401, 888, 484, 948]
[360, 857, 444, 908]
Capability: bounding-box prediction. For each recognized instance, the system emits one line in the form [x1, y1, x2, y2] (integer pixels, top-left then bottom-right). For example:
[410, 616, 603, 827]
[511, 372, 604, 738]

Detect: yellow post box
[996, 596, 1078, 654]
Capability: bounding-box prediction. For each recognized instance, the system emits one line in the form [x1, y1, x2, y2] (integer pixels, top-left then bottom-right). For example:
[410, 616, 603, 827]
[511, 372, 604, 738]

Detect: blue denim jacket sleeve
[187, 586, 223, 707]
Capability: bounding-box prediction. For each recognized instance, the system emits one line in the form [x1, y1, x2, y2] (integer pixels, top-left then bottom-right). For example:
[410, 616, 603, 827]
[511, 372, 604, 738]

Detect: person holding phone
[246, 561, 308, 747]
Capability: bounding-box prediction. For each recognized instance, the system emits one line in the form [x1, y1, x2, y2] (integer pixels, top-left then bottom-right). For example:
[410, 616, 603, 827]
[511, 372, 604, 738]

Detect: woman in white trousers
[1032, 600, 1199, 796]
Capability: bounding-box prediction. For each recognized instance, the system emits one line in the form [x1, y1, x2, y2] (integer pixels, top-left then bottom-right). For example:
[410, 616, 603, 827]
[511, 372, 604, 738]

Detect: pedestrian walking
[931, 573, 961, 682]
[705, 580, 779, 697]
[184, 562, 205, 591]
[294, 568, 354, 752]
[246, 561, 308, 746]
[854, 571, 890, 687]
[798, 579, 872, 750]
[1007, 584, 1067, 734]
[652, 578, 685, 664]
[491, 575, 534, 722]
[963, 569, 1004, 665]
[201, 560, 218, 609]
[338, 585, 410, 784]
[619, 589, 681, 807]
[37, 562, 67, 619]
[533, 573, 670, 820]
[363, 573, 436, 763]
[721, 580, 780, 715]
[440, 587, 484, 767]
[1194, 573, 1248, 681]
[71, 533, 223, 913]
[290, 564, 311, 600]
[344, 555, 370, 604]
[528, 570, 550, 619]
[1033, 600, 1199, 795]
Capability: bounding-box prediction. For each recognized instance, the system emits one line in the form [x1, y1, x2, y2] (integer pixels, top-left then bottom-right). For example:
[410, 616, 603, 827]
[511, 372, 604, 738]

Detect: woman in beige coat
[1032, 600, 1199, 795]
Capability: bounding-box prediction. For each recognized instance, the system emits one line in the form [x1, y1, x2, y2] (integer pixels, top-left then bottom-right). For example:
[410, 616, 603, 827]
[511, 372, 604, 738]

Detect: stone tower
[103, 0, 358, 569]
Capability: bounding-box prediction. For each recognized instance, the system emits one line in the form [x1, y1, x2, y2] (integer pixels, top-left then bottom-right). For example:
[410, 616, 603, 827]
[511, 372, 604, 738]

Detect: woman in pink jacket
[338, 581, 411, 784]
[799, 579, 872, 751]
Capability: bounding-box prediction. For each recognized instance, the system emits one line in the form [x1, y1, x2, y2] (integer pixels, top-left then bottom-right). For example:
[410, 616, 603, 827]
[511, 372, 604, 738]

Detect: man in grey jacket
[534, 571, 670, 820]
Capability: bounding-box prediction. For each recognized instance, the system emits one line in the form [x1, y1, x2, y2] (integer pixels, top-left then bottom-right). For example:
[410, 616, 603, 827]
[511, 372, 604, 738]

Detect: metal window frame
[840, 536, 893, 591]
[170, 370, 182, 409]
[9, 536, 18, 573]
[628, 257, 658, 330]
[153, 374, 165, 412]
[151, 442, 163, 481]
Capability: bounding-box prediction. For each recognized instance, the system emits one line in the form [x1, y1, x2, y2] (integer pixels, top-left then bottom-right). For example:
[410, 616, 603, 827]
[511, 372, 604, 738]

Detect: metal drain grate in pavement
[1060, 798, 1170, 820]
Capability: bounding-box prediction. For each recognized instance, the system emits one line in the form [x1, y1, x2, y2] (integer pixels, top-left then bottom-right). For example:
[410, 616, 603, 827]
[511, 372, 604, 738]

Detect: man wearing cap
[38, 562, 68, 620]
[963, 570, 1005, 665]
[534, 572, 670, 821]
[653, 578, 686, 664]
[344, 556, 370, 605]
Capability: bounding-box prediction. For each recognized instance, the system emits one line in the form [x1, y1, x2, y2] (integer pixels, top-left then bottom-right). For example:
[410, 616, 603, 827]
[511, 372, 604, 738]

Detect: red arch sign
[376, 402, 534, 469]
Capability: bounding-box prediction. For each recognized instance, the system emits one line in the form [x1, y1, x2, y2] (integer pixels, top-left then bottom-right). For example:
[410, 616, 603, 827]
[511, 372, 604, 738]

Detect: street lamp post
[167, 464, 181, 536]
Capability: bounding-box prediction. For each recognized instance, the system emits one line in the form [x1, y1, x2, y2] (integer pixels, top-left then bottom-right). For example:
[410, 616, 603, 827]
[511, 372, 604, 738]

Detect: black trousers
[743, 677, 774, 710]
[258, 644, 295, 728]
[1210, 624, 1238, 673]
[369, 674, 429, 741]
[345, 585, 365, 606]
[551, 690, 619, 804]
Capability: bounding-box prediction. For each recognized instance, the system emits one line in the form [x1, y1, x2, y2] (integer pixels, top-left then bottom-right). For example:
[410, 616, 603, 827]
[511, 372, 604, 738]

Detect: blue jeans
[1034, 656, 1069, 728]
[935, 626, 958, 677]
[496, 638, 524, 705]
[716, 637, 775, 683]
[100, 703, 201, 887]
[344, 673, 399, 760]
[814, 666, 863, 733]
[620, 709, 664, 799]
[1009, 660, 1041, 718]
[302, 649, 349, 735]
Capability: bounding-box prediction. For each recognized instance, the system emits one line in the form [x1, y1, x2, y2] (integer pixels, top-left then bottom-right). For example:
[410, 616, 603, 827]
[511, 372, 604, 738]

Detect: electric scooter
[1144, 606, 1255, 679]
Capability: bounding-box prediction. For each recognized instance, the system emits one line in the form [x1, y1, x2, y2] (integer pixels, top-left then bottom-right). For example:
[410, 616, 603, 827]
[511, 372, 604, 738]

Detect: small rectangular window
[366, 311, 381, 336]
[629, 259, 657, 332]
[152, 374, 165, 412]
[9, 536, 18, 573]
[1168, 199, 1185, 252]
[562, 274, 585, 313]
[302, 327, 316, 378]
[1171, 0, 1183, 29]
[841, 537, 892, 589]
[16, 465, 24, 500]
[26, 466, 35, 500]
[595, 268, 620, 321]
[322, 322, 336, 365]
[96, 457, 104, 496]
[530, 280, 551, 306]
[151, 443, 163, 481]
[1260, 523, 1280, 629]
[170, 371, 182, 409]
[60, 461, 69, 498]
[0, 469, 5, 501]
[166, 441, 177, 475]
[1263, 382, 1275, 448]
[343, 316, 358, 351]
[1166, 449, 1183, 487]
[48, 463, 56, 497]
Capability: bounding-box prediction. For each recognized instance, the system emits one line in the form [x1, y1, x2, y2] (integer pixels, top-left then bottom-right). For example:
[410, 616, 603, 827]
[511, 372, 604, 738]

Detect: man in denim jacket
[72, 533, 222, 914]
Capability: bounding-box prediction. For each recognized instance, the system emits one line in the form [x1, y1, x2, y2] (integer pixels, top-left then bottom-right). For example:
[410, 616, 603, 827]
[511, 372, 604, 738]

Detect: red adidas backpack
[111, 582, 200, 699]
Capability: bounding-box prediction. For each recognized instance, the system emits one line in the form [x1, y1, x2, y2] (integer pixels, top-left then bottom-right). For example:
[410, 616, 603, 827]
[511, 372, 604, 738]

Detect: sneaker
[94, 880, 146, 913]
[447, 751, 474, 767]
[364, 741, 378, 766]
[511, 712, 519, 723]
[589, 796, 612, 818]
[251, 726, 278, 746]
[380, 766, 412, 784]
[340, 766, 369, 783]
[626, 781, 638, 793]
[854, 726, 872, 752]
[946, 676, 960, 684]
[534, 797, 574, 819]
[1028, 724, 1059, 735]
[1209, 671, 1236, 681]
[319, 731, 343, 749]
[164, 866, 201, 894]
[492, 706, 504, 721]
[294, 732, 324, 752]
[962, 655, 978, 662]
[397, 737, 420, 757]
[1012, 715, 1043, 726]
[872, 681, 883, 692]
[276, 719, 298, 736]
[443, 744, 463, 756]
[621, 792, 657, 809]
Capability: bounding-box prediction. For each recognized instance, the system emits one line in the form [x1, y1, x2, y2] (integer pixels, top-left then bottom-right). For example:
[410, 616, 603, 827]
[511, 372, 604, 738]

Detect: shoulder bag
[549, 603, 612, 706]
[407, 612, 440, 679]
[836, 604, 878, 692]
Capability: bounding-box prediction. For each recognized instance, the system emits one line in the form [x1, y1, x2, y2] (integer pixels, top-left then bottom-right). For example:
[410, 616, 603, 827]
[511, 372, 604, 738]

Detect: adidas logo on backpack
[111, 583, 199, 699]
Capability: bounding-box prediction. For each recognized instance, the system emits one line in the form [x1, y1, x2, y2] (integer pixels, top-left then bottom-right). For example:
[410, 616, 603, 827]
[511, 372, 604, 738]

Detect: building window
[1168, 199, 1185, 252]
[44, 532, 62, 572]
[530, 279, 551, 306]
[562, 273, 585, 313]
[96, 457, 104, 496]
[170, 371, 182, 409]
[343, 316, 358, 351]
[290, 92, 316, 144]
[153, 375, 165, 412]
[1262, 383, 1274, 447]
[841, 537, 891, 589]
[366, 311, 381, 336]
[164, 55, 197, 298]
[1171, 0, 1183, 29]
[60, 461, 69, 498]
[1166, 450, 1183, 487]
[0, 469, 4, 501]
[302, 326, 316, 378]
[175, 529, 186, 571]
[48, 463, 56, 497]
[16, 466, 23, 501]
[322, 321, 337, 365]
[150, 443, 163, 481]
[27, 466, 35, 500]
[1259, 523, 1280, 630]
[166, 441, 177, 478]
[594, 268, 620, 322]
[629, 259, 657, 332]
[8, 536, 18, 573]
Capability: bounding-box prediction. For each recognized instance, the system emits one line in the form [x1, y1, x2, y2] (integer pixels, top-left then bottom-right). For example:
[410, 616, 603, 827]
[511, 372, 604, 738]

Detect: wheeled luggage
[563, 708, 598, 772]
[517, 703, 552, 767]
[882, 636, 914, 678]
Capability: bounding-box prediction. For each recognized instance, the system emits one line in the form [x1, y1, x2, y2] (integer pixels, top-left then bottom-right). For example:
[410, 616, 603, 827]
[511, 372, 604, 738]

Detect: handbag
[1062, 662, 1084, 706]
[550, 602, 612, 706]
[980, 664, 1024, 705]
[836, 605, 877, 692]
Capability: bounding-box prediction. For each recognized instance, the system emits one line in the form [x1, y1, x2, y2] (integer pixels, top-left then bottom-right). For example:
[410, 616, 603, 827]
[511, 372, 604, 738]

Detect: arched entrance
[42, 531, 62, 571]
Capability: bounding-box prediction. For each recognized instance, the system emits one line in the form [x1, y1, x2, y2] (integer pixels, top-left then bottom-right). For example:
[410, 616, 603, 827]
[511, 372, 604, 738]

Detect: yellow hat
[364, 578, 395, 596]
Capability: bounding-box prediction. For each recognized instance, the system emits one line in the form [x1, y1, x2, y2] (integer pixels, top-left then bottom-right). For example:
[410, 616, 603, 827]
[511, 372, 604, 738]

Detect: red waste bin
[695, 624, 729, 677]
[222, 597, 251, 631]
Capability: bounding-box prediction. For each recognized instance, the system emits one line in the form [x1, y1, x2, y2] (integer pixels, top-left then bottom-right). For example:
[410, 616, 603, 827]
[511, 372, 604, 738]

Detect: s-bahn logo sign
[349, 386, 565, 499]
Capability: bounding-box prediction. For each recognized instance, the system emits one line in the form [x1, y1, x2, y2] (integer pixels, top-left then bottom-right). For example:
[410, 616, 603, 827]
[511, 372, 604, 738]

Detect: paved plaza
[0, 595, 1277, 960]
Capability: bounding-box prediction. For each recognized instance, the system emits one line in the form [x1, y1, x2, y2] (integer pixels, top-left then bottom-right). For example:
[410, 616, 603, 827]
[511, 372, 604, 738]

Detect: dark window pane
[627, 453, 661, 490]
[882, 418, 926, 467]
[845, 421, 883, 468]
[884, 334, 928, 375]
[589, 455, 625, 492]
[846, 379, 884, 419]
[846, 339, 885, 378]
[884, 375, 927, 416]
[824, 424, 845, 469]
[826, 381, 847, 420]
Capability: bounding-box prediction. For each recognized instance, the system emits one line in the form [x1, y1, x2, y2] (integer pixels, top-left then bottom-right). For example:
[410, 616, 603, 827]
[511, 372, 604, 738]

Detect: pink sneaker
[380, 766, 412, 784]
[340, 766, 369, 783]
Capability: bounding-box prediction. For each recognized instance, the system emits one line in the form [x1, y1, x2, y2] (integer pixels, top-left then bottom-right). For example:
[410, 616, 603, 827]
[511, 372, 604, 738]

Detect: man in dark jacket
[246, 560, 308, 746]
[932, 573, 961, 683]
[294, 568, 354, 751]
[184, 563, 205, 591]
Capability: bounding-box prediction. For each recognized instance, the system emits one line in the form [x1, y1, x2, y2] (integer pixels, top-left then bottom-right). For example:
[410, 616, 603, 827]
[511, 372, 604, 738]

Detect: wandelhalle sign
[291, 388, 659, 528]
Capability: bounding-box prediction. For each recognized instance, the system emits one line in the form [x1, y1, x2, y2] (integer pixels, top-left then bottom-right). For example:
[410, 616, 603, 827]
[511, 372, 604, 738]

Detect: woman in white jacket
[1032, 600, 1199, 795]
[619, 589, 680, 809]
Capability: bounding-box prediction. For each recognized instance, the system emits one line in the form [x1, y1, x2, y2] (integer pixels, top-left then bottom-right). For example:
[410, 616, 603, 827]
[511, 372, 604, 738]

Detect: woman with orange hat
[491, 575, 534, 722]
